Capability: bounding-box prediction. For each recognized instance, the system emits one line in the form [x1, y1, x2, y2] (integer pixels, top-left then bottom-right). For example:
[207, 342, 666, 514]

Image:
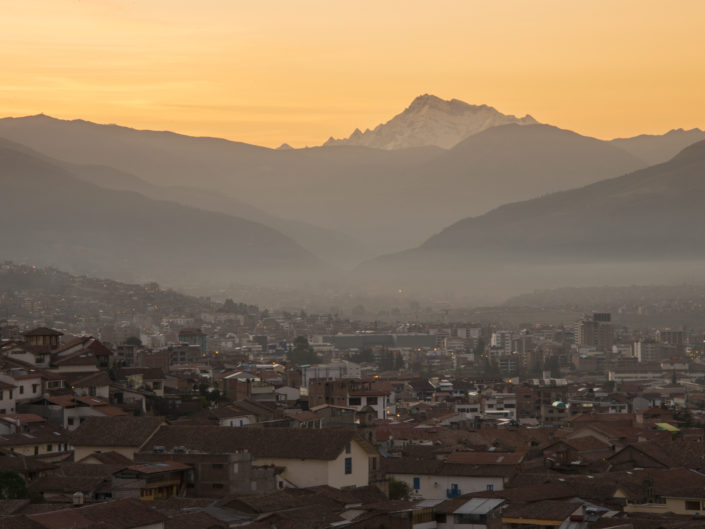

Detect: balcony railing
[446, 487, 461, 498]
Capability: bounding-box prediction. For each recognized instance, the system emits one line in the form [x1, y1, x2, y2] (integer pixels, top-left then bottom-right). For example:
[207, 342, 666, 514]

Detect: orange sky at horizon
[1, 0, 704, 148]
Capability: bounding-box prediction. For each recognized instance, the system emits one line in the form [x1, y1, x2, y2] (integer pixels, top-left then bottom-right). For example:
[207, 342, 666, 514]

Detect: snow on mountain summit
[324, 94, 538, 150]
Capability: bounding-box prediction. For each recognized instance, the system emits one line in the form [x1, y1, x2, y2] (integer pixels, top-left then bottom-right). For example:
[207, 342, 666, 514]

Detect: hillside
[0, 114, 650, 252]
[610, 128, 705, 166]
[0, 139, 324, 288]
[358, 140, 705, 300]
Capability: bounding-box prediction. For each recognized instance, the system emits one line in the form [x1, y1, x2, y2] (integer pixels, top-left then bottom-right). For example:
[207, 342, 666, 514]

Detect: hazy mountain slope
[0, 139, 323, 288]
[324, 94, 537, 149]
[610, 128, 705, 166]
[388, 123, 647, 235]
[0, 114, 444, 250]
[0, 113, 647, 252]
[65, 162, 372, 268]
[357, 140, 705, 300]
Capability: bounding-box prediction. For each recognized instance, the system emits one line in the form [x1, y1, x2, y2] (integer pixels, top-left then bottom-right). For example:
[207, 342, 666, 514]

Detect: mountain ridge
[324, 94, 537, 149]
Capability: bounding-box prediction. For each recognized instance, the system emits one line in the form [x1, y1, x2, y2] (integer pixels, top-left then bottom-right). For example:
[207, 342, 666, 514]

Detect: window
[367, 396, 378, 405]
[0, 391, 4, 401]
[371, 457, 377, 470]
[685, 500, 701, 511]
[345, 443, 351, 454]
[413, 477, 420, 490]
[349, 397, 361, 406]
[19, 386, 24, 395]
[486, 484, 494, 491]
[47, 444, 52, 452]
[68, 418, 74, 426]
[32, 384, 38, 393]
[344, 457, 352, 475]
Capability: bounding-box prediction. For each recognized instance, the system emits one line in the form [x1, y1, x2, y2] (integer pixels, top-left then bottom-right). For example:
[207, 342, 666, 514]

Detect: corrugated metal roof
[453, 498, 504, 515]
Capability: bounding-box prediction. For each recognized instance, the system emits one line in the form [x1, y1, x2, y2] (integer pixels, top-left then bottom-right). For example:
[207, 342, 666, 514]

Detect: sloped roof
[145, 426, 369, 460]
[71, 416, 164, 448]
[22, 328, 62, 337]
[446, 451, 524, 465]
[502, 500, 580, 521]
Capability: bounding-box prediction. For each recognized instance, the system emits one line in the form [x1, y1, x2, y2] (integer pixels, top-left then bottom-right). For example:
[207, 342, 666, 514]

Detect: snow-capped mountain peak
[324, 94, 537, 150]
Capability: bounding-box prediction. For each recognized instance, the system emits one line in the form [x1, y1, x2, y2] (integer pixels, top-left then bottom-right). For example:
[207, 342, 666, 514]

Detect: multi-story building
[575, 313, 613, 352]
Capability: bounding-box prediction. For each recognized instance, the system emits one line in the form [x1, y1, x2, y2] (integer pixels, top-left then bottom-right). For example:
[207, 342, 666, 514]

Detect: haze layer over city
[3, 3, 705, 529]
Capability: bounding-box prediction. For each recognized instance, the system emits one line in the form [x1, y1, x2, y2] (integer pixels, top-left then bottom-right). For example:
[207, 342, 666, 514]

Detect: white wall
[389, 473, 504, 500]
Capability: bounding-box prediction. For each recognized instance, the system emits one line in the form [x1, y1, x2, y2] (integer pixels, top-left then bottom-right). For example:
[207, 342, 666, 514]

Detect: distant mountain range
[1, 95, 704, 297]
[0, 103, 670, 253]
[0, 139, 324, 288]
[358, 139, 705, 300]
[324, 94, 537, 149]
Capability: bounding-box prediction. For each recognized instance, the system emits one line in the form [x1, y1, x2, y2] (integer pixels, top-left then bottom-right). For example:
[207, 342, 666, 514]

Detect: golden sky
[2, 0, 704, 147]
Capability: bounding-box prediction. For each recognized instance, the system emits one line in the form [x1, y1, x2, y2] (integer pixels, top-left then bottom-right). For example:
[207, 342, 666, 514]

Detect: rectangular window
[47, 444, 52, 452]
[367, 396, 378, 405]
[345, 443, 351, 454]
[685, 500, 700, 511]
[344, 457, 352, 475]
[32, 384, 38, 393]
[413, 477, 420, 490]
[19, 386, 24, 395]
[68, 418, 74, 426]
[348, 397, 361, 406]
[486, 484, 494, 491]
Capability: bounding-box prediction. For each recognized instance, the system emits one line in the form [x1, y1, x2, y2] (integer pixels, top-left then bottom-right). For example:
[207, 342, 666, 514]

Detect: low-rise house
[71, 416, 165, 461]
[112, 462, 191, 501]
[384, 457, 513, 500]
[145, 425, 380, 490]
[0, 423, 70, 458]
[117, 368, 167, 397]
[434, 497, 505, 529]
[501, 500, 587, 529]
[22, 395, 126, 431]
[135, 447, 278, 498]
[25, 498, 167, 529]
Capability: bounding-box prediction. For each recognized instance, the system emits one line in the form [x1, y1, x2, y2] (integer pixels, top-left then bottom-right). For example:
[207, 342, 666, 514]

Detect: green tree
[0, 471, 28, 499]
[388, 477, 411, 500]
[288, 336, 318, 365]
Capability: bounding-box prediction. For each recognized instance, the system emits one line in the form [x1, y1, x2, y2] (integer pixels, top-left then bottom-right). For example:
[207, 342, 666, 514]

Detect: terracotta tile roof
[164, 511, 226, 529]
[502, 499, 580, 522]
[0, 515, 45, 529]
[123, 461, 191, 474]
[383, 456, 516, 478]
[446, 451, 525, 465]
[22, 328, 63, 337]
[77, 451, 134, 465]
[146, 425, 370, 460]
[70, 416, 164, 448]
[28, 498, 166, 529]
[117, 367, 166, 380]
[0, 424, 69, 447]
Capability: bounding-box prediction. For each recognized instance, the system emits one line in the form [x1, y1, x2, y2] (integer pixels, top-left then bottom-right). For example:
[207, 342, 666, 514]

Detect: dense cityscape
[0, 262, 703, 528]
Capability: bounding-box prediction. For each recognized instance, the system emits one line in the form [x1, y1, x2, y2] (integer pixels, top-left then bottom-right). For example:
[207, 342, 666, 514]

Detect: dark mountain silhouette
[0, 139, 324, 288]
[358, 140, 705, 301]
